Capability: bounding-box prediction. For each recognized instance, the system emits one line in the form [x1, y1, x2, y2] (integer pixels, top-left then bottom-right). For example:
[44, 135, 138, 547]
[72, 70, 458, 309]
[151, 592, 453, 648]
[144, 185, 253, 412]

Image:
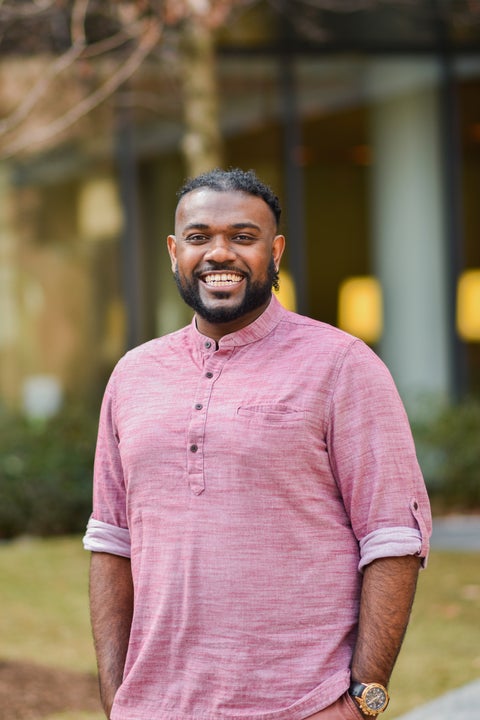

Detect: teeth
[204, 273, 243, 285]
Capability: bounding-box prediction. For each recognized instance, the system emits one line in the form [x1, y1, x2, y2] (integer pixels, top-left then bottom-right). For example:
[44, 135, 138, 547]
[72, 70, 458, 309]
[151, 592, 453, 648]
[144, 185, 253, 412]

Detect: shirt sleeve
[327, 339, 432, 569]
[83, 517, 131, 557]
[82, 370, 131, 555]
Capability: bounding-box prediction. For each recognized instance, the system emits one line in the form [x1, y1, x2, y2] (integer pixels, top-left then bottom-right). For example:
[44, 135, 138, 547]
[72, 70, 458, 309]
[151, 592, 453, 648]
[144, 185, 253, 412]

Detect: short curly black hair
[177, 168, 282, 228]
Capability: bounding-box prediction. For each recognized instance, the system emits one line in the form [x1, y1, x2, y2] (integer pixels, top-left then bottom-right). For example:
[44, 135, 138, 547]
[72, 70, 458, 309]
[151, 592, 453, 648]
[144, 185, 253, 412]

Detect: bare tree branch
[269, 0, 418, 14]
[2, 0, 477, 165]
[70, 0, 90, 46]
[81, 23, 144, 58]
[0, 6, 150, 138]
[0, 44, 86, 136]
[0, 0, 56, 19]
[163, 0, 256, 28]
[0, 16, 162, 158]
[0, 1, 93, 136]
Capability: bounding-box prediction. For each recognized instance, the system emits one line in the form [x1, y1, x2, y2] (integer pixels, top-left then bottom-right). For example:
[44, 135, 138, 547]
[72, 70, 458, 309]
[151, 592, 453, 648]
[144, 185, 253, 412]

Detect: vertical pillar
[0, 164, 20, 407]
[144, 156, 192, 337]
[438, 52, 468, 400]
[279, 50, 308, 315]
[277, 0, 308, 315]
[369, 61, 451, 407]
[116, 103, 144, 350]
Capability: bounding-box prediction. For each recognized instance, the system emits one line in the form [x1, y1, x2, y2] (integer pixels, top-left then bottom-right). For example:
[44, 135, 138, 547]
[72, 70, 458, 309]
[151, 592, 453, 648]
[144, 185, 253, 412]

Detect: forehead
[175, 189, 276, 230]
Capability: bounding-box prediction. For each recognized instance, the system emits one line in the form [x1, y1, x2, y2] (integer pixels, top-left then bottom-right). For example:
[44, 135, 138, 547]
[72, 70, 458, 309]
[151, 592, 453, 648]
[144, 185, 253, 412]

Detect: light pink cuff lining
[83, 517, 131, 558]
[359, 527, 424, 571]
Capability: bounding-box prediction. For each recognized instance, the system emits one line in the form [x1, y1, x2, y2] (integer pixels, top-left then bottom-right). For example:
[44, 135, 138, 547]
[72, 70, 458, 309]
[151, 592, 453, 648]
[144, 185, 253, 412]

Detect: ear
[272, 235, 286, 269]
[167, 235, 177, 272]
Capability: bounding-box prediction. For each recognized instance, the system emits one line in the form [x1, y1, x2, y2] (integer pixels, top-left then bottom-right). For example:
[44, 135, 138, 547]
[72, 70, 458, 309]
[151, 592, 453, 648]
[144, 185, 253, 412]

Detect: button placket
[186, 365, 215, 495]
[186, 349, 232, 496]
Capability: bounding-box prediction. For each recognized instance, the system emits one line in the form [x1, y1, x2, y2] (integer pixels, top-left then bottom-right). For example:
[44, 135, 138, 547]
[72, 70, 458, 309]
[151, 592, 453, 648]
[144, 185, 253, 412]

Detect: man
[84, 168, 431, 720]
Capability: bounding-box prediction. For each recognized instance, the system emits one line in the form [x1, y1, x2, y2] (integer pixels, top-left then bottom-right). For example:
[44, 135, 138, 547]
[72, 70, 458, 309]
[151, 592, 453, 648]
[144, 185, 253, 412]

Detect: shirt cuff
[83, 517, 131, 558]
[358, 526, 426, 571]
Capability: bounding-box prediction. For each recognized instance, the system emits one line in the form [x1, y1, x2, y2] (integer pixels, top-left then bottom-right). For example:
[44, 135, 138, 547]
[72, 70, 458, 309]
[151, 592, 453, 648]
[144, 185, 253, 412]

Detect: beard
[174, 258, 279, 325]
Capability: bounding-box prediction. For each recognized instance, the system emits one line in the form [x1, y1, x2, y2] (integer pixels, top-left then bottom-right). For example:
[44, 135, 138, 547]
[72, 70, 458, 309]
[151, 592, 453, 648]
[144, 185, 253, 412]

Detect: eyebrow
[231, 222, 261, 231]
[183, 222, 262, 232]
[183, 223, 209, 231]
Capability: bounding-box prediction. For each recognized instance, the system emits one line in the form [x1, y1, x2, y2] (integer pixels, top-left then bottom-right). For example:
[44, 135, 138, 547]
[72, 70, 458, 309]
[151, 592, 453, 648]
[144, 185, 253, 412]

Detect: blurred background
[1, 1, 480, 534]
[0, 0, 479, 527]
[1, 0, 480, 405]
[0, 4, 479, 718]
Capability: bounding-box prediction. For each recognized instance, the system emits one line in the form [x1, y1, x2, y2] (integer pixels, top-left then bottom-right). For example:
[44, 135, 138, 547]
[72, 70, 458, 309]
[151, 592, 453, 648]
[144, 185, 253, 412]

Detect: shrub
[412, 397, 480, 513]
[0, 406, 97, 539]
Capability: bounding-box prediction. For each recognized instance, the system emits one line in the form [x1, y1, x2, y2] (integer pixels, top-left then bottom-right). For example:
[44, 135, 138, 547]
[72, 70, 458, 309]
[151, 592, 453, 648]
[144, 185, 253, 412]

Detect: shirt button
[190, 444, 198, 453]
[205, 341, 212, 349]
[195, 403, 203, 410]
[205, 372, 213, 378]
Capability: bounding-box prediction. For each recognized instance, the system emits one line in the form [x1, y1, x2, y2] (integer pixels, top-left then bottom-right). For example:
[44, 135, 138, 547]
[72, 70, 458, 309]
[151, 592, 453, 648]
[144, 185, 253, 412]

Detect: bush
[0, 407, 97, 539]
[412, 397, 480, 513]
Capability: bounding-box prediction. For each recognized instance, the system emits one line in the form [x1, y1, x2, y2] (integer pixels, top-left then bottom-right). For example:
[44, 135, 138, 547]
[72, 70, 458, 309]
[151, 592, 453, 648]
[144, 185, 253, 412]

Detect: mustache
[194, 263, 248, 277]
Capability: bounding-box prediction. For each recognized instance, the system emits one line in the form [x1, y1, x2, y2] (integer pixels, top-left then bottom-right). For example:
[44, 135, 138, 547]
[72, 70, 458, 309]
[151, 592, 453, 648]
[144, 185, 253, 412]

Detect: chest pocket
[236, 403, 306, 424]
[233, 403, 311, 474]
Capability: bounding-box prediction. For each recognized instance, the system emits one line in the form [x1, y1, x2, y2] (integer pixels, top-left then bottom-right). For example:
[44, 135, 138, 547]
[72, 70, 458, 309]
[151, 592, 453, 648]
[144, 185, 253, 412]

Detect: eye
[232, 233, 255, 244]
[185, 234, 208, 244]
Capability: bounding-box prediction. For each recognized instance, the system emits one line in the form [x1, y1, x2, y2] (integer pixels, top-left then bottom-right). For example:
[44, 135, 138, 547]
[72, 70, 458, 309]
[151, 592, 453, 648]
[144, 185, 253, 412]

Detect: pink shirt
[84, 296, 431, 720]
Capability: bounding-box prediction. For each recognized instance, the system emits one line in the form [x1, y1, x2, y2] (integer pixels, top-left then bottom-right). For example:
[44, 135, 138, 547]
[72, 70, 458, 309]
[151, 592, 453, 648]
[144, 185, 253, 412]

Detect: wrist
[348, 681, 390, 716]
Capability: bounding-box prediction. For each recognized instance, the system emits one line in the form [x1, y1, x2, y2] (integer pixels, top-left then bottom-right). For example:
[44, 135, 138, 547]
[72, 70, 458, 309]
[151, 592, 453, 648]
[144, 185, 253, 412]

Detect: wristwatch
[348, 682, 389, 716]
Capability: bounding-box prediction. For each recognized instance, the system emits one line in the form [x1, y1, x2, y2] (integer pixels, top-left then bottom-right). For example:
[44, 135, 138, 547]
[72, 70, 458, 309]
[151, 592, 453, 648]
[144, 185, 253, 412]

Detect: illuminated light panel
[338, 276, 383, 344]
[457, 269, 480, 342]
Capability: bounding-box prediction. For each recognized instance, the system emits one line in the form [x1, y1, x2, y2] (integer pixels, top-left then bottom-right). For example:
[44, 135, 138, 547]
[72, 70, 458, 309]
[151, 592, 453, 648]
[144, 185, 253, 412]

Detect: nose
[204, 235, 237, 263]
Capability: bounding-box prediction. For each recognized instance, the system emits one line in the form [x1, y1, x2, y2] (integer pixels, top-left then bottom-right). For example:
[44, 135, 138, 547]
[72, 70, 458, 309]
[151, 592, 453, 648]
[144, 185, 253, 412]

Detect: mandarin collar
[190, 295, 285, 351]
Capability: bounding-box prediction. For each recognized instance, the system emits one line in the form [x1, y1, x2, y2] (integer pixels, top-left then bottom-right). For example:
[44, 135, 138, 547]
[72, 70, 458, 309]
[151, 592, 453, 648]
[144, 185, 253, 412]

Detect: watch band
[348, 681, 389, 716]
[349, 681, 368, 697]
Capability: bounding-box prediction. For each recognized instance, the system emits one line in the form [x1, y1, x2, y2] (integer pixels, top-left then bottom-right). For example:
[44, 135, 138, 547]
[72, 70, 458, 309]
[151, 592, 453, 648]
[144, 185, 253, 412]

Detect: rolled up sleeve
[328, 339, 432, 568]
[83, 517, 131, 557]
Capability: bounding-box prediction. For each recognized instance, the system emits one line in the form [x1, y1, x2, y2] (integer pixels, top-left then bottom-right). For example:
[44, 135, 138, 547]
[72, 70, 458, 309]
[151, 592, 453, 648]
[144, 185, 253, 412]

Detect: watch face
[364, 685, 388, 711]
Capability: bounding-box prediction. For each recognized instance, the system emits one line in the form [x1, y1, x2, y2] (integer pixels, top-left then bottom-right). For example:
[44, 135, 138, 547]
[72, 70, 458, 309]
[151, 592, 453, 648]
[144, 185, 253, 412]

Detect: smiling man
[84, 169, 432, 720]
[168, 176, 285, 336]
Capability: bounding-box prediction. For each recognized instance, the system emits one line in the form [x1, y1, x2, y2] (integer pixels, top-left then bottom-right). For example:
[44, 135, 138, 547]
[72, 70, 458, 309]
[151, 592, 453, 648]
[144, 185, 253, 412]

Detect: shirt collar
[190, 295, 285, 351]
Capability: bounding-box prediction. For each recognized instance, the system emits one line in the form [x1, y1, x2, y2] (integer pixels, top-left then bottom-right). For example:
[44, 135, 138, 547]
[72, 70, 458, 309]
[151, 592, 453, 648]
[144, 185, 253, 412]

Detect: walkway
[396, 679, 480, 719]
[430, 514, 480, 551]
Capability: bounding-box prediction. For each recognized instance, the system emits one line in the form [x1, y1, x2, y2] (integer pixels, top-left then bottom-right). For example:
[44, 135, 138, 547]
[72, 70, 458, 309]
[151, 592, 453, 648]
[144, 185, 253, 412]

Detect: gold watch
[348, 682, 389, 716]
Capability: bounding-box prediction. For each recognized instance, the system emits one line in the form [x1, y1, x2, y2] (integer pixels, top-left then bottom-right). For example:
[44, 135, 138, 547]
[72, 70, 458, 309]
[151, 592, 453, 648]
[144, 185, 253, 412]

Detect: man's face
[167, 189, 285, 339]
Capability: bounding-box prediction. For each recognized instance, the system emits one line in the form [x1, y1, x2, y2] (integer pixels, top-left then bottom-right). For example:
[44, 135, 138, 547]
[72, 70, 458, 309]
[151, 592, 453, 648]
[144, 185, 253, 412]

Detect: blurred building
[0, 1, 479, 414]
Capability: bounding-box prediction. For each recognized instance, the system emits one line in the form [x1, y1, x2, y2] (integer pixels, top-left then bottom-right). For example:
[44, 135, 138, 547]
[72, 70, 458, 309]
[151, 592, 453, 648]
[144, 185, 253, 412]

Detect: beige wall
[0, 170, 124, 411]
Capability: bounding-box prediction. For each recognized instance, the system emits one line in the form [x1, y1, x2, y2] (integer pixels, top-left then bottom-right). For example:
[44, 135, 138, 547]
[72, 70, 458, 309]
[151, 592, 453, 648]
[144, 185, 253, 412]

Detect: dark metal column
[278, 23, 308, 315]
[434, 2, 469, 399]
[116, 100, 144, 350]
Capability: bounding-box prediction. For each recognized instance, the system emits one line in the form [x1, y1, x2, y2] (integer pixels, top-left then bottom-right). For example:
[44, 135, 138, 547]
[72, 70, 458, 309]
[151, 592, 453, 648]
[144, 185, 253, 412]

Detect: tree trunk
[179, 19, 224, 177]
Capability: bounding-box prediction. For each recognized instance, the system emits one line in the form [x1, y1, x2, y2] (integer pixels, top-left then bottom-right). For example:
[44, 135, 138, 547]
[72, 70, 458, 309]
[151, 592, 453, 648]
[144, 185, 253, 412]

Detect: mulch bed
[0, 660, 102, 719]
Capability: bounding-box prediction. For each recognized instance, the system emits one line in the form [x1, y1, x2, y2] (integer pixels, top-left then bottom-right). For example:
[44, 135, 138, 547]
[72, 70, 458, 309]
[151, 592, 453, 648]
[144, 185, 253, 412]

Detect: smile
[202, 272, 244, 287]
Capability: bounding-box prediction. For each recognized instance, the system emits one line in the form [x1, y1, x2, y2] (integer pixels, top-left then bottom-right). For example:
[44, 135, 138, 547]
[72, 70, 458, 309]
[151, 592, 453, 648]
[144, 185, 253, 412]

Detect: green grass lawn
[0, 536, 96, 674]
[387, 550, 480, 717]
[0, 537, 478, 719]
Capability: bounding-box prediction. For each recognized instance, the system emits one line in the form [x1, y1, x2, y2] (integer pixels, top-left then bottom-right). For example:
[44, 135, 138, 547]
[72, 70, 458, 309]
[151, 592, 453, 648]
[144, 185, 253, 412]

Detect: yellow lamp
[338, 276, 383, 344]
[457, 269, 480, 342]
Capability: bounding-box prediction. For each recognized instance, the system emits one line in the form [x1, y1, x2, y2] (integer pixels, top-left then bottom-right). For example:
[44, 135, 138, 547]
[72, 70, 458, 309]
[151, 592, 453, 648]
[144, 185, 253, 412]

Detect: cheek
[253, 255, 275, 278]
[175, 250, 199, 273]
[245, 248, 270, 269]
